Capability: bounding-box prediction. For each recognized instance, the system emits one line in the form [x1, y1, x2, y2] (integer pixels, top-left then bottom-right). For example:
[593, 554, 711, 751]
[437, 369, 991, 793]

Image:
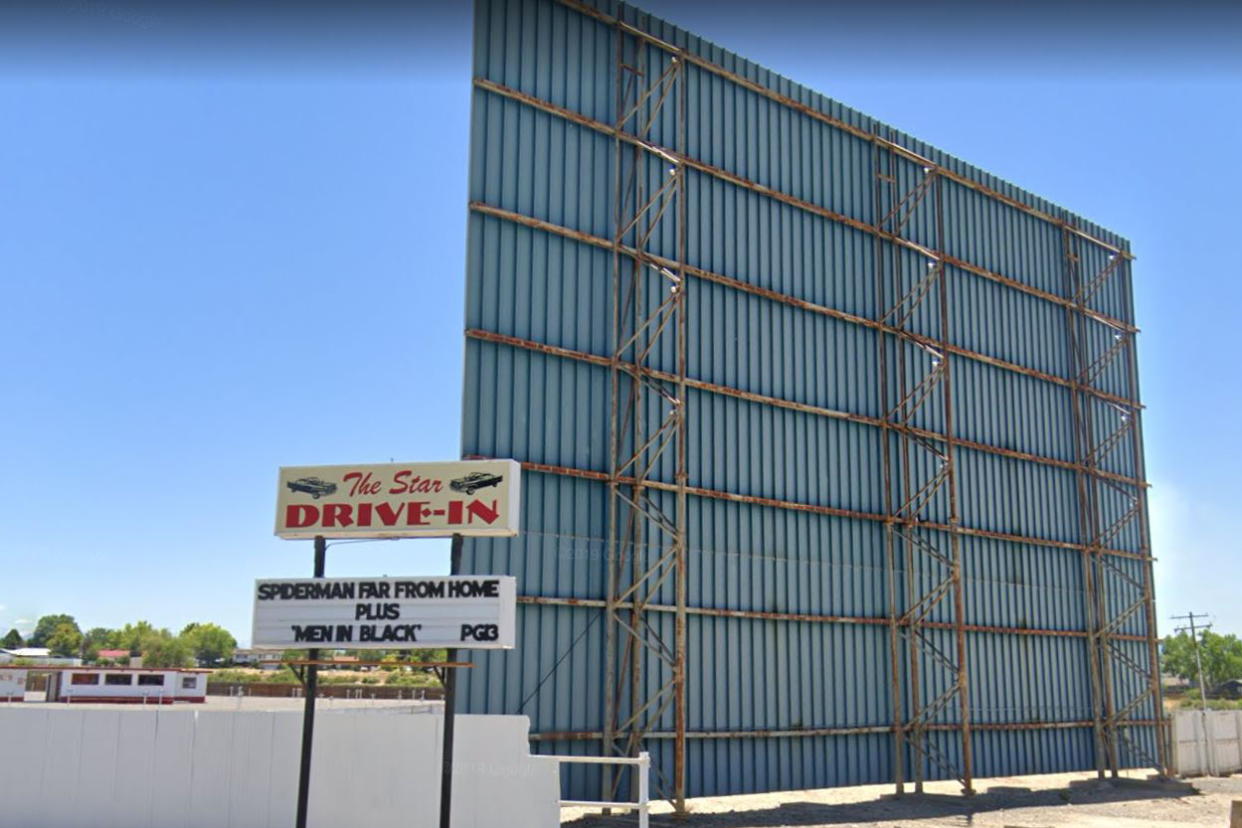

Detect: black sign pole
[439, 532, 464, 828]
[294, 534, 327, 828]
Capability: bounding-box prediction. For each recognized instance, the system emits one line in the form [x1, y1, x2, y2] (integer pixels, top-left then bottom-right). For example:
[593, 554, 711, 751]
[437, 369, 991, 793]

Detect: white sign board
[251, 576, 516, 650]
[0, 669, 26, 699]
[275, 460, 520, 539]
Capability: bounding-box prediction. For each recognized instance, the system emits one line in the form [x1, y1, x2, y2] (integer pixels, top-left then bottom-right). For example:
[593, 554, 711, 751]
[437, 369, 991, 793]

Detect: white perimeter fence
[0, 707, 559, 828]
[555, 753, 650, 828]
[1171, 709, 1242, 777]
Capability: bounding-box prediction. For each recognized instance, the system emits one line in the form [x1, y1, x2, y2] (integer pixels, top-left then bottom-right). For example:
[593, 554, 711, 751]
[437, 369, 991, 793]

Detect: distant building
[0, 647, 49, 660]
[45, 666, 209, 704]
[0, 648, 80, 667]
[232, 648, 284, 669]
[96, 649, 131, 662]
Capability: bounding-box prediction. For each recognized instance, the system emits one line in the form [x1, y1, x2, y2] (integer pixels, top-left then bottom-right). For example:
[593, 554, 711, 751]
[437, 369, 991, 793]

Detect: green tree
[1, 629, 22, 649]
[83, 627, 118, 649]
[143, 637, 192, 668]
[180, 623, 237, 667]
[1164, 631, 1199, 683]
[82, 628, 118, 663]
[46, 623, 84, 658]
[28, 614, 78, 648]
[1163, 630, 1242, 693]
[116, 621, 169, 656]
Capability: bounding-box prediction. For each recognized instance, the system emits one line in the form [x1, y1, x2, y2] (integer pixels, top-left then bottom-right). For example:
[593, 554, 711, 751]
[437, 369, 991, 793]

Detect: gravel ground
[564, 770, 1242, 827]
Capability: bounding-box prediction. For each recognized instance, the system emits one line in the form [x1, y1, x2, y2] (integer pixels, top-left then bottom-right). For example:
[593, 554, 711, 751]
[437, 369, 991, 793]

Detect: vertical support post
[1121, 260, 1169, 778]
[294, 534, 326, 828]
[627, 27, 648, 782]
[934, 175, 973, 795]
[638, 752, 651, 828]
[440, 533, 464, 828]
[872, 138, 904, 796]
[1065, 228, 1107, 779]
[1061, 224, 1111, 779]
[606, 20, 688, 813]
[872, 139, 970, 795]
[1061, 230, 1164, 777]
[600, 15, 625, 808]
[672, 46, 689, 818]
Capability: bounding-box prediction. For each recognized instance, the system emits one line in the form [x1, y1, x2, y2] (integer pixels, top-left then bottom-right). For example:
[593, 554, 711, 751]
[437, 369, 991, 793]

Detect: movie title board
[251, 575, 516, 650]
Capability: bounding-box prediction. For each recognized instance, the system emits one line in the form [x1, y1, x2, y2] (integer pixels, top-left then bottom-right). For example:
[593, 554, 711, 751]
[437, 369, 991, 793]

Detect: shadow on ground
[565, 776, 1198, 827]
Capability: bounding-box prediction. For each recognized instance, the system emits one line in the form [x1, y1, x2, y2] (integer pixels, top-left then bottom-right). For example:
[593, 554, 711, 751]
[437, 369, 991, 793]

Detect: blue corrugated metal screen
[458, 0, 1163, 803]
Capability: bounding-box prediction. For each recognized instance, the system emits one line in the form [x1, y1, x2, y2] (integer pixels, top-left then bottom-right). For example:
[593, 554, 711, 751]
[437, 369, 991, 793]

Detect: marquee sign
[275, 459, 520, 539]
[251, 575, 517, 650]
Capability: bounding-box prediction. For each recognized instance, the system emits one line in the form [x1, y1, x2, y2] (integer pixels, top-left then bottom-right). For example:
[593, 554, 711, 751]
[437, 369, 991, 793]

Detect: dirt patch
[564, 770, 1242, 827]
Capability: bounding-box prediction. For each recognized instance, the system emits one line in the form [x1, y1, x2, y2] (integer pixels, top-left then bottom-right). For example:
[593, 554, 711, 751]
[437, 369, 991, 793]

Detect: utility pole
[1171, 613, 1213, 707]
[1171, 612, 1214, 775]
[295, 535, 327, 828]
[439, 533, 463, 828]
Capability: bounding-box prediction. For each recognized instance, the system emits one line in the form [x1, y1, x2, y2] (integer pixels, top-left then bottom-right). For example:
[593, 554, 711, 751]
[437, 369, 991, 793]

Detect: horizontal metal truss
[473, 77, 1138, 338]
[603, 26, 690, 814]
[516, 594, 1149, 643]
[554, 0, 1130, 263]
[466, 443, 1151, 566]
[531, 720, 1161, 741]
[469, 201, 1142, 417]
[1060, 229, 1166, 778]
[467, 328, 1151, 547]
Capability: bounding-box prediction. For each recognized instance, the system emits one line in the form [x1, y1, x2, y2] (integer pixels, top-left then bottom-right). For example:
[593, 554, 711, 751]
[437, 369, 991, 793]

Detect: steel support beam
[553, 0, 1131, 260]
[1060, 225, 1166, 778]
[472, 77, 1138, 336]
[604, 19, 689, 813]
[530, 719, 1162, 742]
[873, 143, 905, 796]
[467, 201, 1143, 415]
[464, 326, 1146, 490]
[516, 594, 1150, 641]
[872, 139, 972, 794]
[471, 451, 1153, 565]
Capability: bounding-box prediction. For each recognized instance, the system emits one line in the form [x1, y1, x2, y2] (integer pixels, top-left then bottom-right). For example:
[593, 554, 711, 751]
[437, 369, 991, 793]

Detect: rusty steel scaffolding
[1060, 227, 1167, 778]
[462, 0, 1165, 809]
[872, 138, 973, 794]
[602, 21, 689, 813]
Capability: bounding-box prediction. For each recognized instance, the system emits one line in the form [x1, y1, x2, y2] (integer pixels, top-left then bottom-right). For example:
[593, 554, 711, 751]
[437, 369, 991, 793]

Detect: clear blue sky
[1, 1, 1238, 644]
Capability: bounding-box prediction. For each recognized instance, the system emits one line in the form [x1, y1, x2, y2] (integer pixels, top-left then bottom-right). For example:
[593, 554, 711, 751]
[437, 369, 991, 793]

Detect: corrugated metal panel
[459, 0, 1158, 800]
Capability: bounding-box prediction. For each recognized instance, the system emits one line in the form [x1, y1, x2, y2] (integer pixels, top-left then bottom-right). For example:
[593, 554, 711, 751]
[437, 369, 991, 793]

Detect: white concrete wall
[1171, 709, 1242, 777]
[0, 708, 558, 828]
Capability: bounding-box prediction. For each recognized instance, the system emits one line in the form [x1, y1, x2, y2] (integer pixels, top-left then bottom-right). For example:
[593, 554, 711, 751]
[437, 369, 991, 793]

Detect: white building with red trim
[44, 666, 209, 704]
